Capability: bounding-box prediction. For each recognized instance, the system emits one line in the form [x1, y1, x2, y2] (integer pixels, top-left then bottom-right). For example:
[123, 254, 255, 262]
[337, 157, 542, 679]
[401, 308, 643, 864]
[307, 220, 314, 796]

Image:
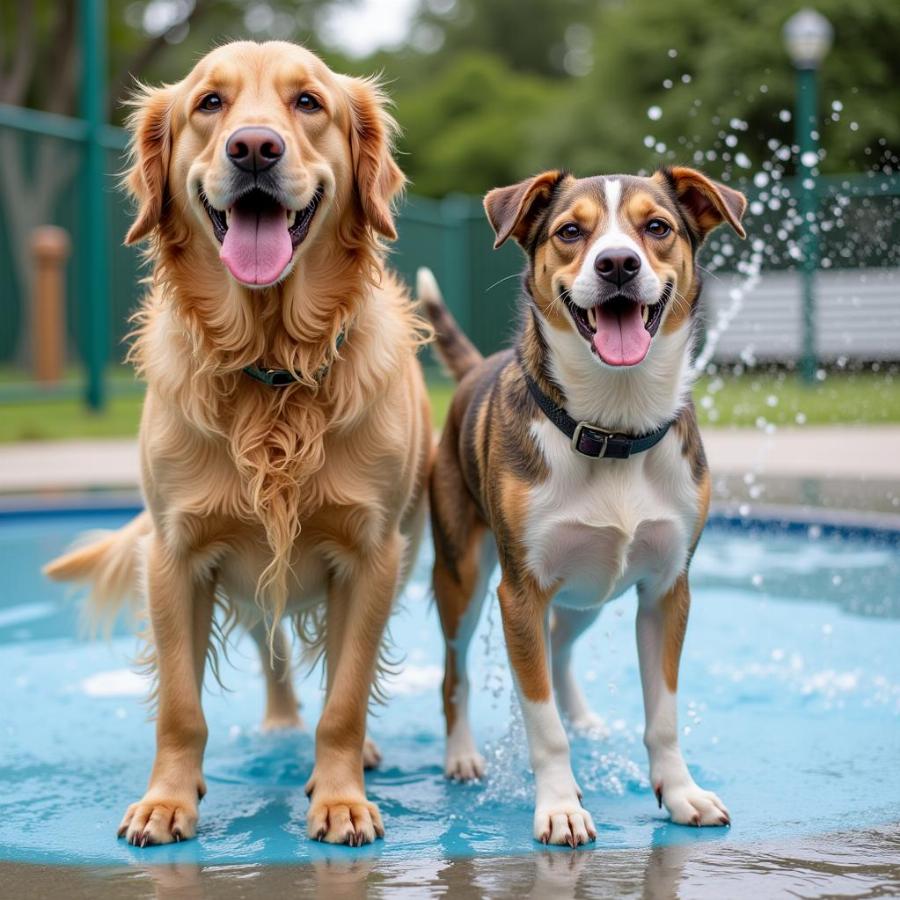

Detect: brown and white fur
[423, 166, 746, 846]
[44, 42, 432, 848]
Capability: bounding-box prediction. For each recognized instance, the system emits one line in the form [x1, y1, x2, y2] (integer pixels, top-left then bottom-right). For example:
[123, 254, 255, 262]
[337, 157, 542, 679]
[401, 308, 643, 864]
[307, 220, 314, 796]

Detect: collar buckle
[572, 421, 612, 459]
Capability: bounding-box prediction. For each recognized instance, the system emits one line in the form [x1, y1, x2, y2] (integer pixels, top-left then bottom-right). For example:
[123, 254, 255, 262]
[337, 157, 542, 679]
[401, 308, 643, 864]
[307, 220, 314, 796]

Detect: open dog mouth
[200, 185, 323, 286]
[563, 281, 673, 367]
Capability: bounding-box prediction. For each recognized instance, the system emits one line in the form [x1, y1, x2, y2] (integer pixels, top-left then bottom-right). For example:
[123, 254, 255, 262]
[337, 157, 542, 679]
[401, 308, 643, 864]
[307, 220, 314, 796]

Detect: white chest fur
[524, 418, 700, 607]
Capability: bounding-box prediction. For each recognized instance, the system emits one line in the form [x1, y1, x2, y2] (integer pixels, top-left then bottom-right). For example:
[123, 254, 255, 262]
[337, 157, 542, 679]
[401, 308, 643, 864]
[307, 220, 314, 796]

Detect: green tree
[1, 0, 350, 119]
[414, 0, 593, 77]
[533, 0, 900, 179]
[392, 53, 554, 196]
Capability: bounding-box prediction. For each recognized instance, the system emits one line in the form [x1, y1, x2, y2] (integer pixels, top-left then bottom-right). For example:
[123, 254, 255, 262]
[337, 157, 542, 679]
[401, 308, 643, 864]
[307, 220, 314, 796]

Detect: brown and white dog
[422, 167, 746, 846]
[45, 42, 431, 847]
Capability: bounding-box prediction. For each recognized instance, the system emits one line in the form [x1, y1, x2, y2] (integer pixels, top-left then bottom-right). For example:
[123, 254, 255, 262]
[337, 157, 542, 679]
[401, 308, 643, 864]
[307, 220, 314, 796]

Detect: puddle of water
[3, 826, 899, 899]
[0, 510, 898, 872]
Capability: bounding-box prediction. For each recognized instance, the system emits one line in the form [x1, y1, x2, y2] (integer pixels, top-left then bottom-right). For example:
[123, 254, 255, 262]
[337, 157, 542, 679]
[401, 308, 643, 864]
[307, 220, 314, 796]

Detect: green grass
[694, 370, 900, 428]
[0, 395, 146, 442]
[0, 371, 896, 443]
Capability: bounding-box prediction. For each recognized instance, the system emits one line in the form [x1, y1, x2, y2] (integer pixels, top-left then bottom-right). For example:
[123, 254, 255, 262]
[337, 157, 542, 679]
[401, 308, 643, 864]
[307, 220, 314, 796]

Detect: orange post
[30, 226, 71, 384]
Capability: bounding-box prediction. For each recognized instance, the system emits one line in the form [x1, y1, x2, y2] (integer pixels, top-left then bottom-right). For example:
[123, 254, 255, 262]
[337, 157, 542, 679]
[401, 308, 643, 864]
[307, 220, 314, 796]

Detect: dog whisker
[486, 272, 522, 292]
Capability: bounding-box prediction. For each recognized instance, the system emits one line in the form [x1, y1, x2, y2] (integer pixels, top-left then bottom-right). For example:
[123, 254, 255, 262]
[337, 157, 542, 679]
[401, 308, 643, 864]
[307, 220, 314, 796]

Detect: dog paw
[445, 749, 486, 781]
[307, 797, 385, 845]
[261, 710, 305, 733]
[567, 711, 609, 738]
[363, 736, 382, 770]
[533, 804, 597, 847]
[657, 781, 730, 827]
[118, 795, 200, 847]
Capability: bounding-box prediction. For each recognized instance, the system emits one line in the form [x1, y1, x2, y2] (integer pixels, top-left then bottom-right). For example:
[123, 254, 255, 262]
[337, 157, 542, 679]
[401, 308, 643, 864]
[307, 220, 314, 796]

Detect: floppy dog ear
[663, 166, 747, 241]
[123, 85, 174, 245]
[346, 78, 406, 240]
[484, 170, 565, 249]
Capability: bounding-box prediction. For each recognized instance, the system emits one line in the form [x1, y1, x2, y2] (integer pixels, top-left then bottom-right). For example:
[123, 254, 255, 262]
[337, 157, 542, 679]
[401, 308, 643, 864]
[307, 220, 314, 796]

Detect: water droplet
[779, 109, 792, 122]
[800, 150, 819, 168]
[647, 105, 663, 121]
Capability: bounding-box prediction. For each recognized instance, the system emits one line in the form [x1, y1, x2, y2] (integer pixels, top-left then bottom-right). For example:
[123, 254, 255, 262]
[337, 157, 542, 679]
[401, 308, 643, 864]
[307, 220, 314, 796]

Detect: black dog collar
[243, 330, 346, 387]
[524, 373, 673, 460]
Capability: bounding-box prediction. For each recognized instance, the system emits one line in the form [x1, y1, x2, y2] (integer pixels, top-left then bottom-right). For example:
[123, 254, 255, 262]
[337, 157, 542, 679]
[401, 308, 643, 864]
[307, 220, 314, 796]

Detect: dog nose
[594, 248, 642, 287]
[226, 127, 285, 174]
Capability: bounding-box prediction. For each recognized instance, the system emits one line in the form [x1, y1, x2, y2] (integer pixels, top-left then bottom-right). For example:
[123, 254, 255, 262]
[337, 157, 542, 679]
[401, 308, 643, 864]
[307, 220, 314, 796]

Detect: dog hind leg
[550, 605, 607, 736]
[434, 522, 495, 781]
[250, 619, 303, 732]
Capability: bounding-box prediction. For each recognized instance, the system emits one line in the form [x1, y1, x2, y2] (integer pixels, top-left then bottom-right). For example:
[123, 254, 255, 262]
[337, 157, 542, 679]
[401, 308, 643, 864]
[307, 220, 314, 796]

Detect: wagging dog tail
[44, 510, 152, 632]
[417, 267, 482, 382]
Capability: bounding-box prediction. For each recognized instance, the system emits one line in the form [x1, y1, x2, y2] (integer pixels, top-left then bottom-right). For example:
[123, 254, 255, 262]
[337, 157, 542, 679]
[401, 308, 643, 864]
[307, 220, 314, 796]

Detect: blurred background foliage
[2, 0, 898, 197]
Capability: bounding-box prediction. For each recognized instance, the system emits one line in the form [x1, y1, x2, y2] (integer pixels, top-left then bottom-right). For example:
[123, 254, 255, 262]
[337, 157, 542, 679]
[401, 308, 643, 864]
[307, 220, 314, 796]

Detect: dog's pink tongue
[593, 303, 651, 366]
[220, 202, 292, 286]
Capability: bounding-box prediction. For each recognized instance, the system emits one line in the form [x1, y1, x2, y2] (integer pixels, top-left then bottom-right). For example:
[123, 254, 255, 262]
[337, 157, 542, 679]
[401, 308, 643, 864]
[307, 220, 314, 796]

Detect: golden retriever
[45, 40, 432, 848]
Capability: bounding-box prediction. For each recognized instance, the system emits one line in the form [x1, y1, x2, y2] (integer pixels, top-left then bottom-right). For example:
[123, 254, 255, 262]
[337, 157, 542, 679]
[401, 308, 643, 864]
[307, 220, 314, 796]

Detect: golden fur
[45, 41, 431, 848]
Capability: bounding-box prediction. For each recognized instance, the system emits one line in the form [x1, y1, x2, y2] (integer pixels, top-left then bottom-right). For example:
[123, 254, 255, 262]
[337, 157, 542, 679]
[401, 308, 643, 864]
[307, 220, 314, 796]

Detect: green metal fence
[2, 102, 899, 408]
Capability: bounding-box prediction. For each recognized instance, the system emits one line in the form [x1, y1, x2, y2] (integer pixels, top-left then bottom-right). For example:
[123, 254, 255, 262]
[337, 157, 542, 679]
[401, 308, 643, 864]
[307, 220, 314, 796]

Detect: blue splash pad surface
[1, 508, 898, 866]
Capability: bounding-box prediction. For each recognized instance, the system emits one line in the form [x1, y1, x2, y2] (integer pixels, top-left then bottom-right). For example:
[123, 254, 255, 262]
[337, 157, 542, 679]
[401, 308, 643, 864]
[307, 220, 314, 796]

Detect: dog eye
[556, 223, 582, 242]
[296, 92, 322, 113]
[646, 219, 671, 237]
[198, 93, 222, 112]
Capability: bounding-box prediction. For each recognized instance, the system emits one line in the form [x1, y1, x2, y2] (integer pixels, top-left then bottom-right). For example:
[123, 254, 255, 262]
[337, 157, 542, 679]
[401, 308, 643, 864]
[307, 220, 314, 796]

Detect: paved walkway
[0, 428, 898, 493]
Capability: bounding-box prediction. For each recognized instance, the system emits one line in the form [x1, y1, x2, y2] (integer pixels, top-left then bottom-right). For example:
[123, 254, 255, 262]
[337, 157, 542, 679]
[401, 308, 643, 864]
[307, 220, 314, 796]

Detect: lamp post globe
[783, 8, 833, 69]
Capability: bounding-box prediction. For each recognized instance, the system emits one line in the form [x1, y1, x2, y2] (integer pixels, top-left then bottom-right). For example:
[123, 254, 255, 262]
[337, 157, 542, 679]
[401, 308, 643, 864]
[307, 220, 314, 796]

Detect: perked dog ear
[345, 76, 407, 241]
[123, 84, 175, 245]
[663, 166, 747, 241]
[484, 170, 565, 249]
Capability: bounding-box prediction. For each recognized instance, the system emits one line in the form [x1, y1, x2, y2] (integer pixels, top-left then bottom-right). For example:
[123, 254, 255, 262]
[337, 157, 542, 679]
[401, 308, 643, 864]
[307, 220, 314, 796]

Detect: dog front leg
[498, 578, 597, 847]
[636, 573, 730, 826]
[119, 537, 212, 846]
[303, 532, 403, 845]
